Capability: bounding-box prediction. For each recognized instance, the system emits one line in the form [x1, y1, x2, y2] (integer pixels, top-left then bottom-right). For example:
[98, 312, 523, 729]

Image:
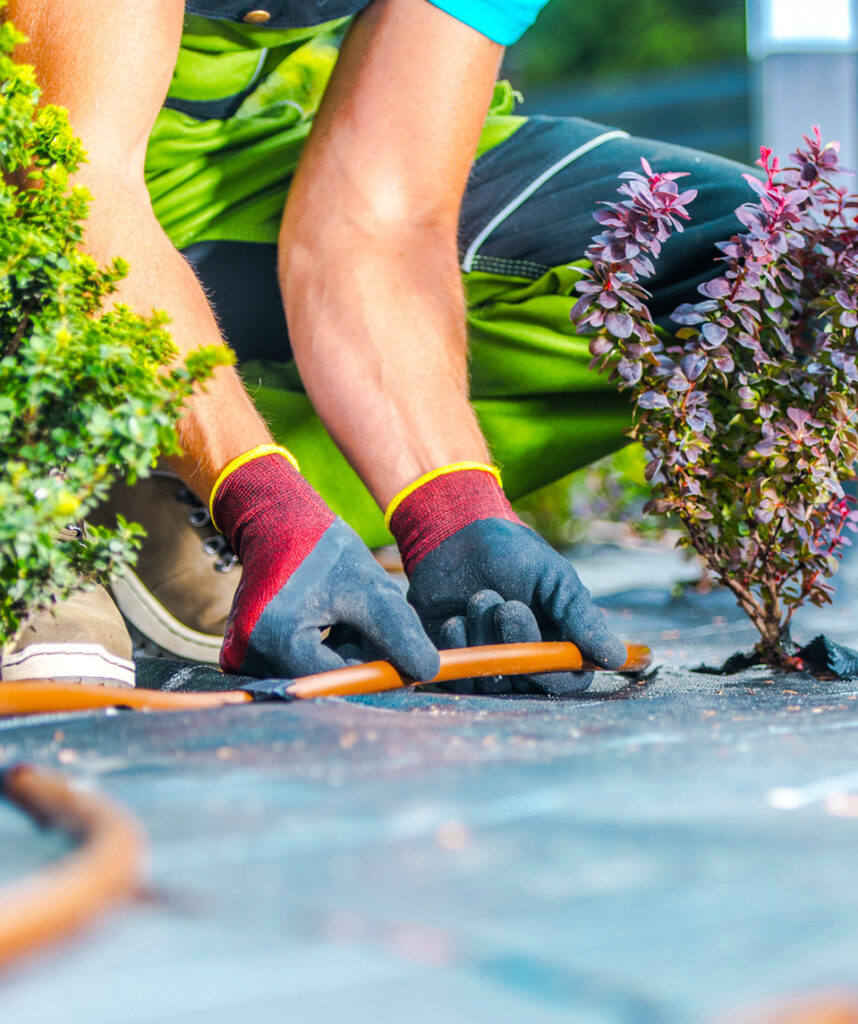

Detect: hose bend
[0, 765, 145, 972]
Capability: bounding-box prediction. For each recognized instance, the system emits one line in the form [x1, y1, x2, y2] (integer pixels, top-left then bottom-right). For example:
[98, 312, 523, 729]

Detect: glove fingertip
[290, 645, 348, 678]
[403, 642, 441, 683]
[561, 609, 628, 670]
[440, 616, 468, 650]
[333, 642, 369, 667]
[388, 618, 441, 681]
[589, 633, 628, 671]
[494, 600, 540, 645]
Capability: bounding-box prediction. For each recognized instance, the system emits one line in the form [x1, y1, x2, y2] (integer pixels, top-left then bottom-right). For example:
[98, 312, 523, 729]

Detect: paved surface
[2, 546, 858, 1023]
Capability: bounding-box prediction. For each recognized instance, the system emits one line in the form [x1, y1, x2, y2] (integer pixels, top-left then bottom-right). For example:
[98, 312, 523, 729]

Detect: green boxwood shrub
[0, 12, 230, 645]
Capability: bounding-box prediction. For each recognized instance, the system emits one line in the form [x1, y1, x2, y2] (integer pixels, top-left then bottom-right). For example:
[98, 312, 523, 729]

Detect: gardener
[3, 0, 751, 692]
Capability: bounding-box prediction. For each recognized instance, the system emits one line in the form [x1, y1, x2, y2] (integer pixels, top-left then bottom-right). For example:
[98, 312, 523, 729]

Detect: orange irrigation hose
[288, 641, 653, 698]
[0, 641, 652, 717]
[0, 684, 252, 716]
[0, 764, 145, 972]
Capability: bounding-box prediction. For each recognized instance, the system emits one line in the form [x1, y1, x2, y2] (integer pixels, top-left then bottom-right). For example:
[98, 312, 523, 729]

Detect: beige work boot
[1, 584, 135, 687]
[89, 468, 241, 664]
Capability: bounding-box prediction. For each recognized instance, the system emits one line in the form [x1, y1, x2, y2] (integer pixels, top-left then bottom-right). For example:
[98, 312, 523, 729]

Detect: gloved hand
[212, 446, 440, 680]
[387, 464, 626, 696]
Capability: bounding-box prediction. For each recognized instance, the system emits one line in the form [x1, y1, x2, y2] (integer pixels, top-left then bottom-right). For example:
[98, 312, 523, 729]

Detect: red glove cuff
[212, 449, 336, 674]
[212, 449, 334, 562]
[388, 467, 522, 575]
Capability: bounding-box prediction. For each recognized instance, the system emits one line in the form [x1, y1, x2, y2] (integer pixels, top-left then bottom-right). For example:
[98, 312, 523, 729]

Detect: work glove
[211, 446, 440, 681]
[387, 464, 626, 696]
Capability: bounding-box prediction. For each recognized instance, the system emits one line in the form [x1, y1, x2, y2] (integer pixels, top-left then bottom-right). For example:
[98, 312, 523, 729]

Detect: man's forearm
[278, 0, 502, 509]
[281, 219, 490, 508]
[7, 1, 262, 497]
[76, 167, 272, 500]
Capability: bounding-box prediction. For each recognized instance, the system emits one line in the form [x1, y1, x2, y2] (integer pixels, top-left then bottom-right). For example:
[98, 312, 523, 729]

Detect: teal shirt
[429, 0, 550, 44]
[183, 1, 550, 45]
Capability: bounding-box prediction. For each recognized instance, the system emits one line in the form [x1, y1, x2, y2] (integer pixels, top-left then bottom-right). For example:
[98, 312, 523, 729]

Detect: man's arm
[8, 0, 272, 499]
[282, 0, 627, 684]
[280, 0, 502, 508]
[8, 0, 441, 681]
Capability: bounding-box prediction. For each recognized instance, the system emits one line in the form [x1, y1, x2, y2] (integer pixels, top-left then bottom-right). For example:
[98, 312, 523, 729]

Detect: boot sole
[109, 570, 223, 665]
[1, 644, 136, 688]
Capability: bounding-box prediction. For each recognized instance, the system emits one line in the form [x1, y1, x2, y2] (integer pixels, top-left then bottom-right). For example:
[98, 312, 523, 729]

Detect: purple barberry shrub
[571, 130, 858, 667]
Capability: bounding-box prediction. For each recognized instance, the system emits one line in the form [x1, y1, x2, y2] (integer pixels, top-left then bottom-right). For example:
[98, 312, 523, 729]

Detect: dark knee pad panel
[184, 240, 292, 363]
[460, 115, 758, 312]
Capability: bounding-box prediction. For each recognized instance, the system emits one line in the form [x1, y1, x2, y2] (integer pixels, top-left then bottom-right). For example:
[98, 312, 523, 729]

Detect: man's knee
[459, 114, 755, 301]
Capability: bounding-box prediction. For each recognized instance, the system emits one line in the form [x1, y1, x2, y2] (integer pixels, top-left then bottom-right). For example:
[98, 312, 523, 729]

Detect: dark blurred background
[506, 0, 749, 162]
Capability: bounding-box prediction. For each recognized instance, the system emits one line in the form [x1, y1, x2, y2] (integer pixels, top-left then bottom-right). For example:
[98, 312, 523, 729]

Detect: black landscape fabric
[797, 635, 858, 677]
[5, 549, 858, 1023]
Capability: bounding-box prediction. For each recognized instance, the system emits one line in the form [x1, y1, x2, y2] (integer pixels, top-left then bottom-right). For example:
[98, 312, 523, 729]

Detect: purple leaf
[733, 284, 760, 303]
[638, 390, 671, 410]
[801, 161, 819, 182]
[667, 372, 691, 393]
[570, 295, 593, 322]
[588, 335, 613, 357]
[698, 277, 732, 299]
[712, 351, 735, 374]
[671, 303, 706, 326]
[701, 322, 728, 346]
[786, 407, 814, 430]
[605, 311, 634, 339]
[742, 173, 768, 197]
[755, 502, 776, 524]
[617, 357, 642, 385]
[680, 353, 707, 381]
[783, 188, 809, 206]
[836, 289, 856, 311]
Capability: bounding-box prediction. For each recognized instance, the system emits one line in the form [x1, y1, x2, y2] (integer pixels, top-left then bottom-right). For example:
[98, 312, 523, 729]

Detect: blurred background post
[747, 0, 858, 171]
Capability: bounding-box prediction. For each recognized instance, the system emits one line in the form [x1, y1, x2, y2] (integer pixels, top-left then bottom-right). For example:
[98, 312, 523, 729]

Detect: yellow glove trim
[383, 462, 503, 529]
[209, 444, 300, 532]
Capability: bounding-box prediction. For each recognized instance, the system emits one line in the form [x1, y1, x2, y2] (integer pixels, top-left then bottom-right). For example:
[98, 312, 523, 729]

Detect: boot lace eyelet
[188, 507, 211, 528]
[174, 484, 237, 572]
[202, 535, 227, 557]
